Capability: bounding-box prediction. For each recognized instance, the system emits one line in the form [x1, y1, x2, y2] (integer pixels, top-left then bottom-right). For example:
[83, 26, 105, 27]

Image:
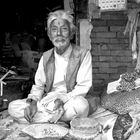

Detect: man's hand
[49, 108, 64, 123]
[24, 99, 37, 123]
[49, 99, 64, 123]
[49, 113, 61, 123]
[53, 99, 64, 111]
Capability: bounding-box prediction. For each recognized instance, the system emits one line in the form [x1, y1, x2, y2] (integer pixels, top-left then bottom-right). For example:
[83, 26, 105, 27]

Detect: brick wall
[88, 1, 139, 95]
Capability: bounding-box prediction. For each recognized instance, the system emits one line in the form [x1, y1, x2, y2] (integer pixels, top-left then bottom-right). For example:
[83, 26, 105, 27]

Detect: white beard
[52, 38, 70, 49]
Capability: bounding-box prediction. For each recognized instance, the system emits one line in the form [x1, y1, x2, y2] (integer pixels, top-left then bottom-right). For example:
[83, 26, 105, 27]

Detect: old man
[8, 10, 92, 123]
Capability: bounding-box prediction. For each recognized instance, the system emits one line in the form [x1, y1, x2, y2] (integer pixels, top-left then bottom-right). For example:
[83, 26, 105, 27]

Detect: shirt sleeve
[67, 50, 92, 100]
[27, 56, 46, 101]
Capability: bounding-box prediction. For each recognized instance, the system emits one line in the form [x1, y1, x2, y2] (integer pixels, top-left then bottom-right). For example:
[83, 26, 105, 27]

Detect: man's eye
[62, 27, 68, 30]
[51, 28, 57, 31]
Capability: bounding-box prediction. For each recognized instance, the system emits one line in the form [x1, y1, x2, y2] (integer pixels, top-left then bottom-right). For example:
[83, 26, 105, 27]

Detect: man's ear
[47, 29, 52, 40]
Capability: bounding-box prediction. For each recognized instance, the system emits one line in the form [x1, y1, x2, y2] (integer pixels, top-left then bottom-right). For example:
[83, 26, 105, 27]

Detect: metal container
[2, 99, 8, 109]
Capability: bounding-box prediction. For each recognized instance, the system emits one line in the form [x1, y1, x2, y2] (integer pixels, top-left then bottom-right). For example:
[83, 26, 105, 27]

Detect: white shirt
[51, 45, 72, 93]
[28, 45, 92, 102]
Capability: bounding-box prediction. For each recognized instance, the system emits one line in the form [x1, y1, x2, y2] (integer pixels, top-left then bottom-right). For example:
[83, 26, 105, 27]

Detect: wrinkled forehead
[50, 19, 70, 27]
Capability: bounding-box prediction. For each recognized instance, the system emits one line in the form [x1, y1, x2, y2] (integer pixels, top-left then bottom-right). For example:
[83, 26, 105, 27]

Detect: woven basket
[69, 117, 102, 140]
[21, 123, 69, 139]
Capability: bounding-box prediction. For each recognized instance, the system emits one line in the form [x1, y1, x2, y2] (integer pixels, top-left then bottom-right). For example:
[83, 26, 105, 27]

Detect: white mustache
[54, 36, 66, 41]
[52, 37, 69, 48]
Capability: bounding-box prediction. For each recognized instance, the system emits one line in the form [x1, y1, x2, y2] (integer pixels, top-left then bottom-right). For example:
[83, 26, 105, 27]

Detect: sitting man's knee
[73, 96, 89, 106]
[8, 99, 26, 118]
[8, 100, 17, 110]
[73, 96, 89, 117]
[8, 100, 17, 117]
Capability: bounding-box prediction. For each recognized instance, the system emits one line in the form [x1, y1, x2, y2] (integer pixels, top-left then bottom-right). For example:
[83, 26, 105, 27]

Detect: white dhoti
[8, 94, 89, 123]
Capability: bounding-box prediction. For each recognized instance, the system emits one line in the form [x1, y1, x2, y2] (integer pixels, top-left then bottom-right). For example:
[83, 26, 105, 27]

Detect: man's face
[49, 19, 71, 54]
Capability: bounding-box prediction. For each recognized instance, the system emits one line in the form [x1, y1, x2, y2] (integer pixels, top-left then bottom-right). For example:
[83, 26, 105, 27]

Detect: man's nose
[57, 28, 62, 35]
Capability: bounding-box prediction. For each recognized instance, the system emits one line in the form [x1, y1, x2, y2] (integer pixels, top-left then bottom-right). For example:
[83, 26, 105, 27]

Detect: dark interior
[1, 0, 64, 32]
